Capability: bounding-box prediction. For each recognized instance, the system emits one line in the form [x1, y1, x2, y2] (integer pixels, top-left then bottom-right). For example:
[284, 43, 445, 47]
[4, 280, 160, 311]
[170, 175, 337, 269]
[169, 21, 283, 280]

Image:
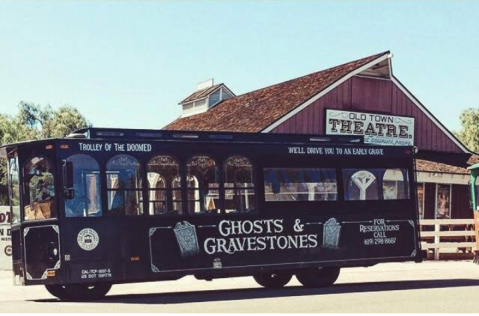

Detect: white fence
[420, 219, 477, 260]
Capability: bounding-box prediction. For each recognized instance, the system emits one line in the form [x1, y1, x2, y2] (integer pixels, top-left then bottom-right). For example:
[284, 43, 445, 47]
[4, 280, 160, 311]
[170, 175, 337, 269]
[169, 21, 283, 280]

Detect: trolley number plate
[81, 269, 112, 280]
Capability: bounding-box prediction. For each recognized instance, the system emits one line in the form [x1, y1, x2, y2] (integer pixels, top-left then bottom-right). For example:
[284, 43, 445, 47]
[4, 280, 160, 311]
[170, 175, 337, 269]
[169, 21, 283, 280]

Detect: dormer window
[179, 79, 235, 117]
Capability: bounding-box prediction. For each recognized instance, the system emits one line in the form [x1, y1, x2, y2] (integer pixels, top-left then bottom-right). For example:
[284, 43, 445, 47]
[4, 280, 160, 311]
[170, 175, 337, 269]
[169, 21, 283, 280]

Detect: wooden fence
[419, 219, 476, 260]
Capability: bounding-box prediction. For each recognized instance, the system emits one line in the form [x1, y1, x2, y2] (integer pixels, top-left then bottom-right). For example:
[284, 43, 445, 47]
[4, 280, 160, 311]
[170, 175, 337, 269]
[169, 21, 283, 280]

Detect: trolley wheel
[295, 266, 340, 288]
[45, 283, 112, 301]
[253, 271, 293, 288]
[45, 285, 71, 301]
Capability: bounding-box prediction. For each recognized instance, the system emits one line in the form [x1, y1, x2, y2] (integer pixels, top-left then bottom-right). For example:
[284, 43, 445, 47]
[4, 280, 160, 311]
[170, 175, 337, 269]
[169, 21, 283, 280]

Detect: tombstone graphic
[323, 218, 341, 248]
[174, 221, 200, 258]
[213, 258, 222, 269]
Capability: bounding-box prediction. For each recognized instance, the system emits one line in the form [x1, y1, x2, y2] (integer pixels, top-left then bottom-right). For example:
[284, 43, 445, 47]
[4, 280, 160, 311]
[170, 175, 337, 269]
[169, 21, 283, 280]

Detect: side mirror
[62, 160, 75, 200]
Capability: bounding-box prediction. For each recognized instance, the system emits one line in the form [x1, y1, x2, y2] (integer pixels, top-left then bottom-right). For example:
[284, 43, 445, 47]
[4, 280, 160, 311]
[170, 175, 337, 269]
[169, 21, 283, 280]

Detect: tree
[455, 108, 479, 153]
[0, 102, 91, 204]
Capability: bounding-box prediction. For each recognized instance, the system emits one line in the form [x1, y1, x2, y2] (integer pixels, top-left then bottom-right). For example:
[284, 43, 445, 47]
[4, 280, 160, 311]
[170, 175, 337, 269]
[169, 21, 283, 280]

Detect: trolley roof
[0, 127, 416, 159]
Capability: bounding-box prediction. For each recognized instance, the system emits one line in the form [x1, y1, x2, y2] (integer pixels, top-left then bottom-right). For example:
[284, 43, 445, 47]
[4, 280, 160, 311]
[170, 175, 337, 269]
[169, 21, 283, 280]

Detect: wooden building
[165, 51, 476, 220]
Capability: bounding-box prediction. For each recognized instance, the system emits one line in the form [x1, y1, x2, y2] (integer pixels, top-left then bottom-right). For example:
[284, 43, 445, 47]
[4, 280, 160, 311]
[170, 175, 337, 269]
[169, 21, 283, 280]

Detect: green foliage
[455, 108, 479, 153]
[0, 102, 91, 204]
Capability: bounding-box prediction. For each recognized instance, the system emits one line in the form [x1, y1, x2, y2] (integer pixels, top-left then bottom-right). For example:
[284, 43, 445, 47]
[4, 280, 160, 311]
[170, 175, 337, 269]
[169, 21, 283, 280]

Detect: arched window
[343, 168, 410, 201]
[65, 154, 102, 217]
[186, 155, 220, 214]
[106, 154, 143, 216]
[224, 156, 255, 213]
[147, 155, 182, 215]
[343, 169, 379, 201]
[383, 169, 409, 200]
[23, 156, 56, 220]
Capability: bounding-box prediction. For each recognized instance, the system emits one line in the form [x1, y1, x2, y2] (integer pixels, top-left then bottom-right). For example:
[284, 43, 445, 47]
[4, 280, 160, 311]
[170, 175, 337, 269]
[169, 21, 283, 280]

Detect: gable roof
[165, 51, 390, 132]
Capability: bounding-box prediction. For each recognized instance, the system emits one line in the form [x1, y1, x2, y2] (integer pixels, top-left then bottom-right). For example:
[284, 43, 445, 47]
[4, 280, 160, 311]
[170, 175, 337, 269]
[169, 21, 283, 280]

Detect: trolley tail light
[131, 257, 140, 262]
[60, 144, 69, 149]
[45, 145, 54, 150]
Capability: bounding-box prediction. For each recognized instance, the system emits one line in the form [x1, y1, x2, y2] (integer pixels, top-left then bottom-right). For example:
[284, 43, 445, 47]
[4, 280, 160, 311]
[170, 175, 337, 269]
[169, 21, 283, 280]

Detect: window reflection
[8, 156, 21, 224]
[187, 156, 220, 214]
[383, 169, 409, 200]
[24, 156, 56, 220]
[65, 154, 102, 217]
[264, 168, 337, 202]
[107, 154, 143, 216]
[224, 156, 255, 213]
[345, 170, 379, 201]
[343, 168, 410, 201]
[147, 155, 182, 215]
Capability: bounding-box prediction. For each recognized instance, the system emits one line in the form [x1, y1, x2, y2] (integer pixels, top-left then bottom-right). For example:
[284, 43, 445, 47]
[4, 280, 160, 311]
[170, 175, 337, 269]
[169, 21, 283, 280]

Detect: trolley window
[187, 155, 220, 214]
[65, 154, 102, 217]
[8, 156, 20, 224]
[106, 154, 143, 216]
[147, 155, 182, 215]
[224, 156, 255, 213]
[343, 168, 410, 201]
[263, 168, 337, 202]
[383, 168, 410, 200]
[23, 156, 56, 220]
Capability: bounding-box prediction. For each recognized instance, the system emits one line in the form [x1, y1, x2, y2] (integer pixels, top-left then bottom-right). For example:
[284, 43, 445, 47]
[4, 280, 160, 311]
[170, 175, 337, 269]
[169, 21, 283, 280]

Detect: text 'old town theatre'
[165, 51, 476, 220]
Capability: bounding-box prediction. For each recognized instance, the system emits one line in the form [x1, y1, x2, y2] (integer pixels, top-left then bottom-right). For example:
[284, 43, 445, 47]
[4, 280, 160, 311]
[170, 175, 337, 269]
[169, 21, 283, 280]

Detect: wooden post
[434, 223, 440, 260]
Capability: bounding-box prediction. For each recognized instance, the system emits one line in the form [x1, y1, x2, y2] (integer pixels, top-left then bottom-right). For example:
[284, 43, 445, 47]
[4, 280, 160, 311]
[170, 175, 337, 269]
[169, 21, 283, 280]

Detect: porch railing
[419, 219, 476, 260]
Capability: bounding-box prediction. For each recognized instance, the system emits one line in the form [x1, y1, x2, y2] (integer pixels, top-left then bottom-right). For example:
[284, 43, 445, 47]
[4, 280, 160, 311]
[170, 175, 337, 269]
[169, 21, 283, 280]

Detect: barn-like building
[165, 51, 476, 220]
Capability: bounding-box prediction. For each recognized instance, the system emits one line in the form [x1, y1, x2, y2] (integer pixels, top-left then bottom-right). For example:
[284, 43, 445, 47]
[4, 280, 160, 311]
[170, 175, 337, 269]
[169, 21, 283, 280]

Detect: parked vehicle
[1, 128, 421, 300]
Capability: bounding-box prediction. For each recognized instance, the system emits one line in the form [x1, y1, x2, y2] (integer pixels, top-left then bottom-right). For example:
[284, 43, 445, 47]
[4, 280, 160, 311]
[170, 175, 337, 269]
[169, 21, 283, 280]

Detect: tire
[45, 283, 112, 301]
[45, 285, 71, 301]
[254, 271, 293, 288]
[296, 267, 340, 288]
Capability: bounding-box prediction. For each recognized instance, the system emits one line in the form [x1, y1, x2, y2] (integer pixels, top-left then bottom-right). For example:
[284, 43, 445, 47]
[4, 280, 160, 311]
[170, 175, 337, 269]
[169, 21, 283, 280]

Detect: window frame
[342, 167, 411, 202]
[7, 153, 21, 226]
[223, 155, 256, 214]
[22, 154, 57, 222]
[146, 154, 183, 216]
[263, 167, 339, 203]
[185, 154, 221, 215]
[106, 154, 144, 217]
[435, 183, 452, 219]
[64, 154, 103, 218]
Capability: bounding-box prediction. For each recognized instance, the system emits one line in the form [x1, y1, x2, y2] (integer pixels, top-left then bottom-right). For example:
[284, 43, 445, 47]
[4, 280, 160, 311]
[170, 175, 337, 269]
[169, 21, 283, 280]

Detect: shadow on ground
[33, 278, 479, 305]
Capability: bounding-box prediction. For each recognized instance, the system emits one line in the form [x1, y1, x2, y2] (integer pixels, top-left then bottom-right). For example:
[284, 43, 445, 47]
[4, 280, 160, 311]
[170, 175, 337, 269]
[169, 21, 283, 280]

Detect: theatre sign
[325, 109, 415, 146]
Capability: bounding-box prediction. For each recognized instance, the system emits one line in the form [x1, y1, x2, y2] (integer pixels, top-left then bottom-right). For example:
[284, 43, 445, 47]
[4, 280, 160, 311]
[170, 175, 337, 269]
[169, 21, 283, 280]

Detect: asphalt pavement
[1, 261, 479, 313]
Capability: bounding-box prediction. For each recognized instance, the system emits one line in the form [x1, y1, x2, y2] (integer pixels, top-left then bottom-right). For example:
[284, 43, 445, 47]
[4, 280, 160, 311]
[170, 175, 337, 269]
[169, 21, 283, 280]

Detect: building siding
[424, 183, 437, 219]
[452, 184, 473, 219]
[270, 76, 463, 154]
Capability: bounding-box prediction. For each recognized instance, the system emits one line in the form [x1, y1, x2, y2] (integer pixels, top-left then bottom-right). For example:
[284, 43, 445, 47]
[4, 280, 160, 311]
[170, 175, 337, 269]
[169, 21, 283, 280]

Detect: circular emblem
[77, 228, 99, 251]
[4, 245, 12, 256]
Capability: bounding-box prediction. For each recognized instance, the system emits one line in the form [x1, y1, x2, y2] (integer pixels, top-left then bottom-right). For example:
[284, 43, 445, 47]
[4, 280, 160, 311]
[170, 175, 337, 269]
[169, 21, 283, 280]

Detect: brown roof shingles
[165, 51, 390, 132]
[416, 159, 469, 175]
[165, 52, 478, 177]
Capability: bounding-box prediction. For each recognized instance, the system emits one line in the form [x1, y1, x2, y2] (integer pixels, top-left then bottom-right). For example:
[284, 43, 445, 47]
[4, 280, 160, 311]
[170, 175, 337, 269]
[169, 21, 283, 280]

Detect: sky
[0, 1, 478, 132]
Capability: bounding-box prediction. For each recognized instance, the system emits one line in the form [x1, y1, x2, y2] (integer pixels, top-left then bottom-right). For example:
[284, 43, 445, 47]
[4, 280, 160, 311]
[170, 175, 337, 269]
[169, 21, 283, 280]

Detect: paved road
[1, 261, 479, 313]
